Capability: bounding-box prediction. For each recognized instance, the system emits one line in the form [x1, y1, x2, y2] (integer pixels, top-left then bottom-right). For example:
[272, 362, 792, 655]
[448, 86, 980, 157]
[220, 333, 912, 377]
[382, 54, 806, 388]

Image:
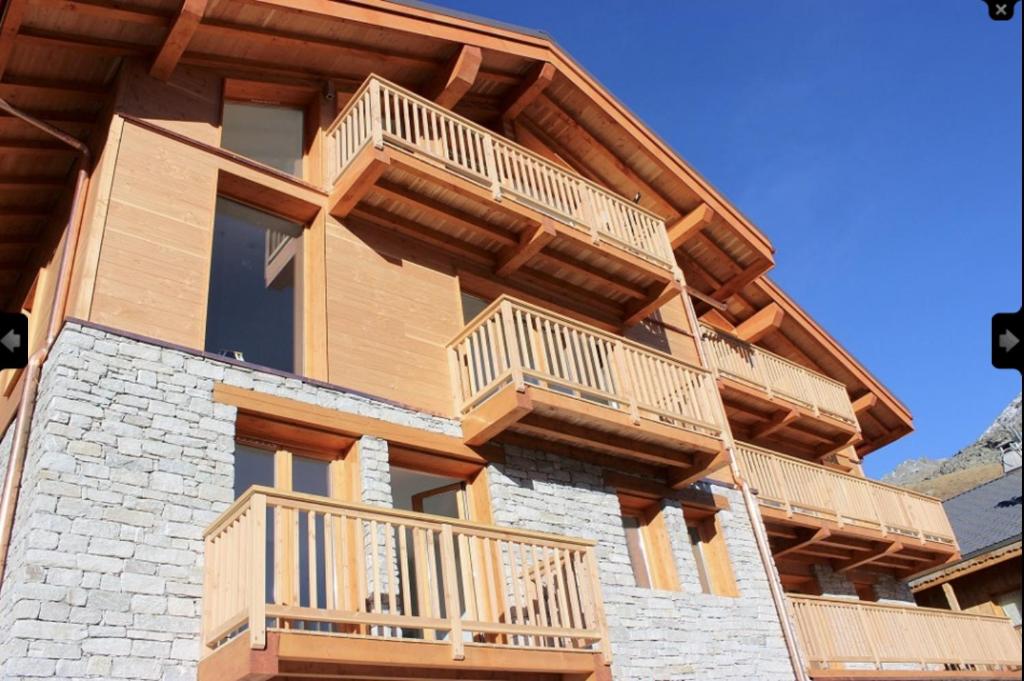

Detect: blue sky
[437, 0, 1023, 477]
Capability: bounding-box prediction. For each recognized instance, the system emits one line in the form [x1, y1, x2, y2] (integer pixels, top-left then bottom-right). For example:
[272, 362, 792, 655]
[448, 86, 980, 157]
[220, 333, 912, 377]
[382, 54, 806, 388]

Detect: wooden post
[369, 78, 384, 150]
[610, 341, 640, 425]
[942, 582, 962, 611]
[583, 547, 612, 665]
[249, 493, 267, 650]
[200, 533, 215, 658]
[482, 135, 502, 201]
[440, 524, 465, 660]
[448, 346, 466, 414]
[500, 300, 525, 391]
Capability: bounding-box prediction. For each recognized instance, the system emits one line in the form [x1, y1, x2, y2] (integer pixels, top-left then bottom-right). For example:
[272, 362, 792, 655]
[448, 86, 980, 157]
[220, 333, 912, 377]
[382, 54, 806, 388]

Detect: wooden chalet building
[0, 1, 1020, 680]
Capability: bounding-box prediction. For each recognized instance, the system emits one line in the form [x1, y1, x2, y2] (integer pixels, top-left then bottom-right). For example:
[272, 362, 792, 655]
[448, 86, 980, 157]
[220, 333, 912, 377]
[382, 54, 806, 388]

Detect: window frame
[683, 506, 739, 597]
[617, 493, 681, 591]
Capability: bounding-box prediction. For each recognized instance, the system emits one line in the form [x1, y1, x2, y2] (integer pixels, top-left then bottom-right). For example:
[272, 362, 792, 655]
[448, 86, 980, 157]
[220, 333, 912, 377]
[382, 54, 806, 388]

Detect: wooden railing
[700, 325, 858, 426]
[788, 594, 1023, 672]
[324, 75, 674, 269]
[736, 442, 956, 546]
[201, 486, 611, 662]
[448, 296, 723, 439]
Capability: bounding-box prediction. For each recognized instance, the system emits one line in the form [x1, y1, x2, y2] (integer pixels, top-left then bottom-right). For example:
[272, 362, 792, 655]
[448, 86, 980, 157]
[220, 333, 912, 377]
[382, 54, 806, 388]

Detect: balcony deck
[788, 594, 1023, 680]
[448, 296, 728, 486]
[324, 76, 680, 329]
[701, 324, 861, 459]
[198, 487, 612, 681]
[736, 442, 958, 580]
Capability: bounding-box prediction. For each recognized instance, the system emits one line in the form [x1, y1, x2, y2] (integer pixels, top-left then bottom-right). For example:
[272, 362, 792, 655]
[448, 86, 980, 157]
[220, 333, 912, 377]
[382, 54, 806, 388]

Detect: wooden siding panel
[90, 123, 218, 348]
[325, 219, 461, 416]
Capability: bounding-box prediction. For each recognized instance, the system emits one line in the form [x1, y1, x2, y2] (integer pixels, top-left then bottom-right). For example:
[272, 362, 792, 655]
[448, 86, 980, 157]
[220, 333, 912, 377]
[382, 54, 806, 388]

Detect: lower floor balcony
[198, 487, 612, 681]
[788, 594, 1023, 680]
[449, 296, 728, 487]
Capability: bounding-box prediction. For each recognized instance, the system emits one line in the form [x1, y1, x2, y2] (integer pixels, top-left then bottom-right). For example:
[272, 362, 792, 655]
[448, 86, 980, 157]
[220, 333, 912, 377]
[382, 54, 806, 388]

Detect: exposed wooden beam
[0, 108, 96, 124]
[699, 309, 735, 332]
[151, 0, 208, 81]
[426, 44, 482, 109]
[350, 206, 494, 268]
[16, 27, 147, 57]
[44, 0, 171, 26]
[667, 203, 715, 250]
[372, 180, 518, 248]
[774, 528, 831, 560]
[0, 75, 106, 98]
[495, 219, 555, 277]
[750, 408, 799, 438]
[835, 541, 903, 574]
[851, 392, 878, 413]
[0, 140, 78, 156]
[735, 303, 784, 343]
[501, 61, 555, 124]
[711, 260, 765, 301]
[622, 281, 681, 328]
[0, 0, 27, 79]
[534, 251, 645, 301]
[668, 449, 729, 489]
[327, 148, 390, 218]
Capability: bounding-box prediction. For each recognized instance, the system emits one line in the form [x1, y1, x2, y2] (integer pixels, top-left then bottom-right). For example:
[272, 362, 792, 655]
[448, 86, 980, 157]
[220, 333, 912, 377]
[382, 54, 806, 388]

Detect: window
[221, 102, 305, 176]
[684, 510, 739, 597]
[618, 496, 679, 591]
[460, 291, 490, 325]
[996, 590, 1022, 627]
[205, 197, 302, 373]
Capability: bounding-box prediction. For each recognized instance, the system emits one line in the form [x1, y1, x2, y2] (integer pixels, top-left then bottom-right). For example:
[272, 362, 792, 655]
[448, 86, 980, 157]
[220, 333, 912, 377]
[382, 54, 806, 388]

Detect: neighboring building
[912, 468, 1022, 632]
[0, 2, 1020, 681]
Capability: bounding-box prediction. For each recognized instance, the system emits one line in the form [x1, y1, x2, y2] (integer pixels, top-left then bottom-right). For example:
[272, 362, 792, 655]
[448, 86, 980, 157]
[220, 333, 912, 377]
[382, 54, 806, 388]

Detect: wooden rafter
[0, 0, 27, 79]
[835, 541, 903, 573]
[622, 280, 680, 328]
[17, 27, 146, 57]
[734, 302, 784, 343]
[667, 203, 714, 249]
[45, 0, 171, 26]
[151, 0, 208, 81]
[351, 206, 495, 268]
[774, 528, 831, 559]
[501, 61, 555, 124]
[0, 175, 64, 189]
[750, 408, 799, 438]
[426, 44, 482, 109]
[495, 219, 554, 277]
[534, 250, 644, 301]
[851, 392, 878, 413]
[711, 260, 765, 301]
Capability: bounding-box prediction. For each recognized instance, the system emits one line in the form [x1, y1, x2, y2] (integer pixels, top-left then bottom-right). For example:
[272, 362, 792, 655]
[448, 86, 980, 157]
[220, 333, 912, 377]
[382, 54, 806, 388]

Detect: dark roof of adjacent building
[943, 467, 1023, 559]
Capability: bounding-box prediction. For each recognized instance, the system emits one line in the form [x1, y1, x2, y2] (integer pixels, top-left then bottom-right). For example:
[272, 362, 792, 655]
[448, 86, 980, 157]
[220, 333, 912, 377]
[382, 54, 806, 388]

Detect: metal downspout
[678, 290, 811, 681]
[0, 97, 92, 589]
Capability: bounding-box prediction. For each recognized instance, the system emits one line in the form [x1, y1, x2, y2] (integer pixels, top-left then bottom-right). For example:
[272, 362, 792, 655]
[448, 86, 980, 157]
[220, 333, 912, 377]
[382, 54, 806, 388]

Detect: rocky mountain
[883, 393, 1022, 499]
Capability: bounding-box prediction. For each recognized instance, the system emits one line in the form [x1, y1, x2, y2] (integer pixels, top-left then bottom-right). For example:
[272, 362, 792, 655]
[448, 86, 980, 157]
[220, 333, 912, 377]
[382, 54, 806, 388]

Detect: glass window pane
[205, 198, 301, 372]
[460, 292, 489, 325]
[233, 443, 275, 498]
[222, 102, 304, 176]
[292, 455, 330, 497]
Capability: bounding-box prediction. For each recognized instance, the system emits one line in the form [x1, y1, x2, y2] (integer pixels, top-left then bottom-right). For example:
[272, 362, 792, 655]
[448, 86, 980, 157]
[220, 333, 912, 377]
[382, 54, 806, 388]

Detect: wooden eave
[0, 0, 775, 312]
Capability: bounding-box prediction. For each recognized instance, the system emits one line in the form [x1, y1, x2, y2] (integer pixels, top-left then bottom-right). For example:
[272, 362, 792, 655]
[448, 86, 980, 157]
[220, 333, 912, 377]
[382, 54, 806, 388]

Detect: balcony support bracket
[774, 527, 830, 560]
[496, 219, 556, 277]
[622, 280, 681, 329]
[328, 147, 390, 218]
[835, 540, 903, 574]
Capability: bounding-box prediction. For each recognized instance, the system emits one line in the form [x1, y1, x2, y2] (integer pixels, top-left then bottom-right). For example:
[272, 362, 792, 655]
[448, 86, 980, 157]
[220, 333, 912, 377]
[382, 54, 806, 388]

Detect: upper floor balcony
[448, 296, 727, 487]
[787, 594, 1023, 680]
[735, 442, 958, 579]
[700, 324, 860, 458]
[199, 486, 612, 681]
[323, 76, 680, 329]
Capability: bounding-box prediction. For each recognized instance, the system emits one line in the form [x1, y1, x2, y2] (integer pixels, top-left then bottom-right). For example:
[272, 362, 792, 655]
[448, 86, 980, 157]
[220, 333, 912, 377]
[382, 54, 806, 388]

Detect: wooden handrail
[447, 295, 723, 438]
[787, 594, 1023, 671]
[735, 441, 957, 546]
[324, 75, 674, 269]
[700, 324, 858, 426]
[201, 487, 612, 663]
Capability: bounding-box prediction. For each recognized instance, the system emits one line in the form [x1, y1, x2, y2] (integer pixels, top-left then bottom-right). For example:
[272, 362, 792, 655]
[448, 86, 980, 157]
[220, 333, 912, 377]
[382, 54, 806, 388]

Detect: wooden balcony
[736, 442, 958, 580]
[701, 324, 860, 458]
[788, 594, 1023, 680]
[324, 76, 680, 328]
[448, 296, 727, 486]
[198, 487, 612, 681]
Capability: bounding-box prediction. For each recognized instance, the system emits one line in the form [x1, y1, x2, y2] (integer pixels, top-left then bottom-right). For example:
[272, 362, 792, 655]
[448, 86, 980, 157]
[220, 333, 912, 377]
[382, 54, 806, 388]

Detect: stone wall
[812, 564, 915, 604]
[488, 445, 796, 681]
[0, 323, 455, 681]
